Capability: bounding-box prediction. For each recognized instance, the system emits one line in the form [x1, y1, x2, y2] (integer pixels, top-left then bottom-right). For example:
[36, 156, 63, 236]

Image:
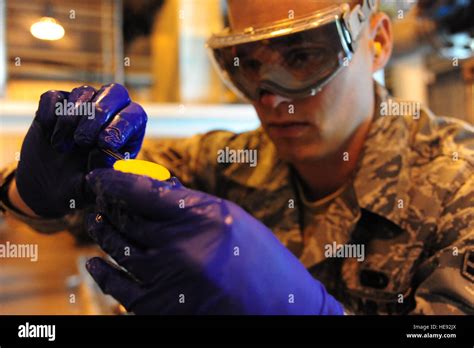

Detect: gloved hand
[85, 169, 344, 315]
[15, 84, 147, 218]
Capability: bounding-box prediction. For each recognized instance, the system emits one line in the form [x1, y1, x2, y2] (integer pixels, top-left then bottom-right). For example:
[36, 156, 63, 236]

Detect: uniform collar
[352, 83, 409, 226]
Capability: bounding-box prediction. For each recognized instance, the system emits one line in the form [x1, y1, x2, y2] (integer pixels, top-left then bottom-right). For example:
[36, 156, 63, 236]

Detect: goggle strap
[344, 0, 378, 42]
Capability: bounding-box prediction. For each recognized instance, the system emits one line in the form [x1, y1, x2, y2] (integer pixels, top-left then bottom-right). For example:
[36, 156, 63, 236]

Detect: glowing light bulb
[30, 17, 65, 41]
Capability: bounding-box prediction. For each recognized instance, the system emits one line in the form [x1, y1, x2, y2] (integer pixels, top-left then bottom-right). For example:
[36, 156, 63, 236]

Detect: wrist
[7, 177, 39, 218]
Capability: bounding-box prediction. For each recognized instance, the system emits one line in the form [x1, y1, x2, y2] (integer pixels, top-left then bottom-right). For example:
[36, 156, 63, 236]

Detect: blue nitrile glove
[15, 84, 147, 218]
[85, 169, 344, 315]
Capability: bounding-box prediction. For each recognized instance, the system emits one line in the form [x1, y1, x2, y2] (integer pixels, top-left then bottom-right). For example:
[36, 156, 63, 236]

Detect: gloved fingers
[74, 83, 131, 147]
[90, 102, 147, 169]
[118, 136, 145, 162]
[86, 257, 143, 312]
[87, 213, 153, 281]
[50, 171, 89, 217]
[51, 86, 97, 153]
[167, 176, 184, 188]
[94, 184, 220, 250]
[35, 90, 70, 138]
[97, 102, 148, 156]
[87, 148, 116, 170]
[91, 206, 174, 249]
[86, 168, 188, 220]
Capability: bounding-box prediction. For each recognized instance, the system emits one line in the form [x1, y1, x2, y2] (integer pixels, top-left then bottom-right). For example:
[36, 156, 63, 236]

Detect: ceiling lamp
[30, 17, 65, 41]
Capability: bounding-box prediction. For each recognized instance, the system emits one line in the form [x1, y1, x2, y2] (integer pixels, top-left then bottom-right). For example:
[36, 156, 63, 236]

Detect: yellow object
[373, 42, 383, 57]
[113, 159, 171, 181]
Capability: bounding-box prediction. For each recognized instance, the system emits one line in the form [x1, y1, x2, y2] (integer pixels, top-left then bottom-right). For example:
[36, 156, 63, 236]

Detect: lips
[267, 121, 311, 138]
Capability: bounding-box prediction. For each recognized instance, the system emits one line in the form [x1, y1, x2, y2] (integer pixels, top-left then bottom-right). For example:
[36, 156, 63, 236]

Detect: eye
[284, 48, 325, 69]
[241, 58, 262, 74]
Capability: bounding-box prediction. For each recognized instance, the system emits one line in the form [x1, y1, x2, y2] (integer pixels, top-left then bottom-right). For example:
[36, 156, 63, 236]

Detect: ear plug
[373, 42, 383, 57]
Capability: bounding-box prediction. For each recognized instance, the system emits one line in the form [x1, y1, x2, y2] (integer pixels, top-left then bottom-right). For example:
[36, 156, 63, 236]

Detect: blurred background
[0, 0, 473, 314]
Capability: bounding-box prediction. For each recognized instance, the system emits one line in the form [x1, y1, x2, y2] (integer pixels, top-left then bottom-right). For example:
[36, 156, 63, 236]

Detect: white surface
[0, 101, 260, 137]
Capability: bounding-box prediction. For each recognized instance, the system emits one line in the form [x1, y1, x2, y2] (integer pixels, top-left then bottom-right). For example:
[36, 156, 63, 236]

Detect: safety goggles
[207, 0, 377, 101]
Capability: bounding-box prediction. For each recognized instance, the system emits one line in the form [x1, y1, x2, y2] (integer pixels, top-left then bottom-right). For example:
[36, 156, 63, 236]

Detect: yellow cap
[113, 159, 171, 181]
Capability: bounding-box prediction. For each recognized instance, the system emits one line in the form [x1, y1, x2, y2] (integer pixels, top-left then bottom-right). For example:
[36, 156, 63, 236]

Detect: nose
[259, 92, 293, 109]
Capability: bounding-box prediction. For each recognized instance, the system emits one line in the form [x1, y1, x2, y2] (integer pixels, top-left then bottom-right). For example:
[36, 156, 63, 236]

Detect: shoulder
[407, 106, 473, 165]
[208, 127, 288, 190]
[356, 98, 473, 230]
[405, 107, 474, 206]
[199, 127, 267, 155]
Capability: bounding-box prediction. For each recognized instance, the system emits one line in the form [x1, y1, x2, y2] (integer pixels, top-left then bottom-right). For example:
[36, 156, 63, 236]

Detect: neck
[292, 118, 373, 201]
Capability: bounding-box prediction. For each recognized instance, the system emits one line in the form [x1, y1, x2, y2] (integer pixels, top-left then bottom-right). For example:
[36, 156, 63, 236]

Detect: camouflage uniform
[1, 83, 473, 314]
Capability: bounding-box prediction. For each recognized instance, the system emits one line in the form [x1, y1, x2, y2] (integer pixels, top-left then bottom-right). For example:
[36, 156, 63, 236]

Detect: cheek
[252, 104, 270, 126]
[348, 35, 374, 82]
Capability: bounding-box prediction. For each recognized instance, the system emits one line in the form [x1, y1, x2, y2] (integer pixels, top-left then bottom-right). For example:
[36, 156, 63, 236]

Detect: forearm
[0, 164, 83, 235]
[139, 130, 237, 194]
[7, 176, 38, 217]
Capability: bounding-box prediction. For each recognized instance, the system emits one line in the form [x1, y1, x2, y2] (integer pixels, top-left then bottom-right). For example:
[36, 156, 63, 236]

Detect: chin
[275, 141, 331, 164]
